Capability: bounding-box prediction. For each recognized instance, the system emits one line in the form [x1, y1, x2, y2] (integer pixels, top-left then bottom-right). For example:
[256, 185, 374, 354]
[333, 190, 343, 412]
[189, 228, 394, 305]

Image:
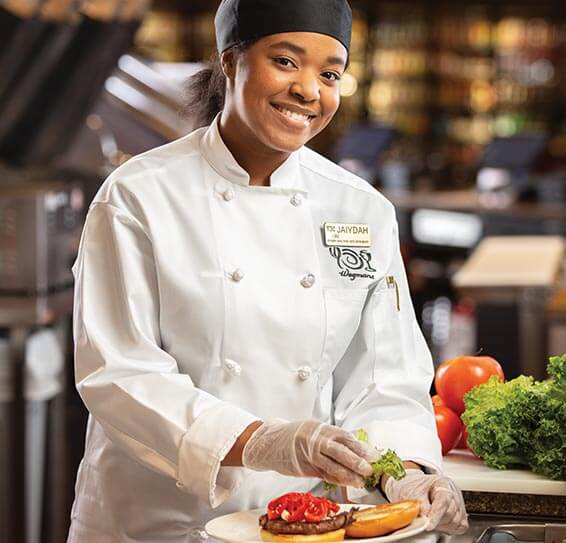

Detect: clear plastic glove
[384, 469, 468, 534]
[242, 419, 373, 488]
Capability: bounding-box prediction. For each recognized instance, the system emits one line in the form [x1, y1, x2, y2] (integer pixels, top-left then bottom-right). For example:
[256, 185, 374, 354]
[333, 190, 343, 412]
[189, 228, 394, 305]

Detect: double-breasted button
[290, 193, 303, 207]
[297, 366, 313, 381]
[224, 358, 242, 377]
[231, 268, 245, 282]
[300, 273, 316, 289]
[222, 188, 235, 202]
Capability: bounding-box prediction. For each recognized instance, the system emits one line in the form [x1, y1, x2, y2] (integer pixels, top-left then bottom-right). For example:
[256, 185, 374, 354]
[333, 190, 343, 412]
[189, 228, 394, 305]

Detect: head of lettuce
[462, 354, 566, 480]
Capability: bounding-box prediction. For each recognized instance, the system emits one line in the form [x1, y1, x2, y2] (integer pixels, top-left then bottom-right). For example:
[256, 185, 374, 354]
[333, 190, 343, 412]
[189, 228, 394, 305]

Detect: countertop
[443, 450, 566, 497]
[443, 450, 566, 518]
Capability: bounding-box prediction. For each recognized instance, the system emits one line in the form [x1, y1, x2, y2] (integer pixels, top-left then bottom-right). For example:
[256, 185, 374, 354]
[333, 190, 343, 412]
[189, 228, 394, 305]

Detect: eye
[322, 71, 342, 82]
[273, 57, 297, 69]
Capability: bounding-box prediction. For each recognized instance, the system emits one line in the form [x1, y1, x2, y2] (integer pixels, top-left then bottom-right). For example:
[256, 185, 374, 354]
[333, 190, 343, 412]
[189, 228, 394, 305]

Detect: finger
[433, 482, 468, 534]
[316, 453, 366, 488]
[417, 494, 432, 517]
[334, 433, 374, 461]
[326, 445, 373, 478]
[322, 440, 373, 477]
[436, 518, 469, 536]
[428, 497, 462, 533]
[449, 504, 469, 534]
[425, 494, 450, 531]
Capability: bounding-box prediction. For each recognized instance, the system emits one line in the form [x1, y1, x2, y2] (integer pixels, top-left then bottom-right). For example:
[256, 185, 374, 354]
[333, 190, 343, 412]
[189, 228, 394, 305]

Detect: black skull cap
[215, 0, 352, 54]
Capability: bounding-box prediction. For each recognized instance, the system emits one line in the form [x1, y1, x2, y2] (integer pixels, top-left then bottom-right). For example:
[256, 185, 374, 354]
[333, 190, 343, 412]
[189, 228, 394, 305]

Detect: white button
[231, 268, 245, 282]
[290, 193, 303, 207]
[297, 366, 312, 381]
[176, 481, 184, 488]
[224, 358, 242, 376]
[300, 273, 316, 288]
[222, 188, 235, 201]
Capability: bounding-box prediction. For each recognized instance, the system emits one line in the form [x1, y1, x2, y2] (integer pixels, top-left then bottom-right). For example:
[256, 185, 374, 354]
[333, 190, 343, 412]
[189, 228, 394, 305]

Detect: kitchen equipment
[476, 523, 566, 543]
[0, 178, 84, 297]
[0, 170, 83, 543]
[446, 516, 566, 543]
[0, 0, 150, 166]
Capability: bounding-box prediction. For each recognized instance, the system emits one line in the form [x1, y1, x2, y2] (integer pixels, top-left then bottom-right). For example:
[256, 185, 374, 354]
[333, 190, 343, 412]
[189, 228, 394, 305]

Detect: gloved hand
[242, 420, 373, 487]
[384, 469, 468, 534]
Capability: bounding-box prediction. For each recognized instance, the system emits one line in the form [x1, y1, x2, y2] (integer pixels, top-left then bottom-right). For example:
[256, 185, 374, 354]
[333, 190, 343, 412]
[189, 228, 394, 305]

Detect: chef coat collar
[200, 114, 301, 190]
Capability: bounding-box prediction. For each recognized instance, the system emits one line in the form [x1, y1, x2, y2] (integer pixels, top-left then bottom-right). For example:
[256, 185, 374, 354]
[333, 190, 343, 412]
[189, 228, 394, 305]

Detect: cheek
[243, 65, 289, 104]
[322, 88, 341, 117]
[316, 90, 341, 130]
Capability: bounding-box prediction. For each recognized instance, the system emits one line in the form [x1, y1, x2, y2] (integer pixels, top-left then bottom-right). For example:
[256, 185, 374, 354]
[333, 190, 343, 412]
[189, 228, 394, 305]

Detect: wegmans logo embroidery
[329, 247, 376, 281]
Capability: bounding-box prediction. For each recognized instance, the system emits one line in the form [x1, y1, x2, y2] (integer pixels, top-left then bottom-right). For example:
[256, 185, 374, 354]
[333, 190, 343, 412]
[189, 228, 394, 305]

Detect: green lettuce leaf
[462, 355, 566, 480]
[323, 429, 406, 493]
[364, 449, 406, 490]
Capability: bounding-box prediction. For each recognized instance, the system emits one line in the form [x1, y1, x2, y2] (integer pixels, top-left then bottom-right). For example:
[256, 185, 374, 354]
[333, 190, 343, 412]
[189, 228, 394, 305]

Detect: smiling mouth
[271, 104, 316, 125]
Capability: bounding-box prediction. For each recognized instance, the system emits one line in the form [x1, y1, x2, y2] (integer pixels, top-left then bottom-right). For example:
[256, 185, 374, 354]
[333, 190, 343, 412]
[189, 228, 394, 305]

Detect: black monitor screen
[481, 135, 547, 170]
[335, 124, 397, 167]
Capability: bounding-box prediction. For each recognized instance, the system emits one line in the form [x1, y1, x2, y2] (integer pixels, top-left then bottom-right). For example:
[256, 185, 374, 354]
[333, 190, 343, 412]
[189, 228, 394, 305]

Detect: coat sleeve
[72, 200, 259, 508]
[332, 217, 443, 476]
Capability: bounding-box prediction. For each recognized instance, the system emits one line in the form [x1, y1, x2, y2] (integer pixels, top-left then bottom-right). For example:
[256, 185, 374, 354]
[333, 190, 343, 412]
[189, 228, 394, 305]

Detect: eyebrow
[269, 40, 347, 68]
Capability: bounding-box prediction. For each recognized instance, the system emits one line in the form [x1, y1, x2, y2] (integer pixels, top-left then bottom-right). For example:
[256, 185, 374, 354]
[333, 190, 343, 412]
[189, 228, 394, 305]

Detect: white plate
[205, 504, 429, 543]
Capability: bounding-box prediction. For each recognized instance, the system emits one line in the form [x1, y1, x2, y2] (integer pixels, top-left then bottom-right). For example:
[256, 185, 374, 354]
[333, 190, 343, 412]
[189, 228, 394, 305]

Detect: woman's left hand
[383, 469, 469, 534]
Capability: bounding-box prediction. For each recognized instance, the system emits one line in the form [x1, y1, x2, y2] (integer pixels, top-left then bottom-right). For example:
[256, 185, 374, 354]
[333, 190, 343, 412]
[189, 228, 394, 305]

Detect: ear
[220, 49, 237, 81]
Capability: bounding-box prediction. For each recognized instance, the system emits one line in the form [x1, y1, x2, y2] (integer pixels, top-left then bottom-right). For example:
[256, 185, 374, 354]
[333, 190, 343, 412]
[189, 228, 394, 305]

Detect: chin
[263, 131, 311, 153]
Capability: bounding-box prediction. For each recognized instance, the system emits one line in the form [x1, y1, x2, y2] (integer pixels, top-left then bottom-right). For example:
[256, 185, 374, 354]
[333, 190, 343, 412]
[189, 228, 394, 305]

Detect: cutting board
[443, 450, 566, 496]
[453, 236, 564, 288]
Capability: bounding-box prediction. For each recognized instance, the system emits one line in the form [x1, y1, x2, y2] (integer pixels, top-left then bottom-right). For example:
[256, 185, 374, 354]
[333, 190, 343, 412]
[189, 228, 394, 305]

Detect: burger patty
[259, 510, 357, 535]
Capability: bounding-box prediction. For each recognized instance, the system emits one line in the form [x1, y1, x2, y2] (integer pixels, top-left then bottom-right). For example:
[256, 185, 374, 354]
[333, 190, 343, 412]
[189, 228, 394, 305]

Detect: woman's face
[222, 32, 348, 154]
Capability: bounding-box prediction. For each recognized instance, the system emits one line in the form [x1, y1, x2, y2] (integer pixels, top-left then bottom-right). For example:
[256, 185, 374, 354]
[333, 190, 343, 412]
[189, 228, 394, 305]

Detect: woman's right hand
[242, 420, 373, 487]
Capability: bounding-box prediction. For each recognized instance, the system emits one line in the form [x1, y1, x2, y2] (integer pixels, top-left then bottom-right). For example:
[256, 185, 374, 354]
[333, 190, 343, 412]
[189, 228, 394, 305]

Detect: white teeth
[275, 105, 311, 122]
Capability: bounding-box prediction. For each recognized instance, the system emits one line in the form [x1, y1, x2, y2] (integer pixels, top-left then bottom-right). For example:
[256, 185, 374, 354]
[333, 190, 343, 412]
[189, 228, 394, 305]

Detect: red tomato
[304, 498, 328, 523]
[267, 493, 340, 523]
[455, 425, 469, 449]
[285, 493, 308, 522]
[431, 394, 445, 408]
[434, 405, 463, 455]
[435, 356, 505, 415]
[321, 497, 340, 514]
[267, 499, 285, 520]
[267, 492, 307, 521]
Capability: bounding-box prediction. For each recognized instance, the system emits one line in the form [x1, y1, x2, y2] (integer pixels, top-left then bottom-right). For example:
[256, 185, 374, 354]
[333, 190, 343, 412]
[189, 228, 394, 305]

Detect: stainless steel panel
[0, 182, 83, 294]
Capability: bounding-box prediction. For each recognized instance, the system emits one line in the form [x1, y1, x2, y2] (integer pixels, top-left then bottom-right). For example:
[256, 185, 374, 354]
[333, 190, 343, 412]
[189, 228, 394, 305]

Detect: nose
[290, 70, 320, 102]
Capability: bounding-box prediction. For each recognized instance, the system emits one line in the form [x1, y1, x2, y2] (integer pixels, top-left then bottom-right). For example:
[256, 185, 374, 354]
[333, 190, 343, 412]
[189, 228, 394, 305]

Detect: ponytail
[183, 52, 226, 130]
[183, 41, 256, 130]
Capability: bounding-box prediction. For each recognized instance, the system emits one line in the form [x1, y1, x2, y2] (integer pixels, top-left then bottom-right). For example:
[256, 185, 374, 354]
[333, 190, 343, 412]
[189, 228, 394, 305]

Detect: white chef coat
[67, 115, 443, 543]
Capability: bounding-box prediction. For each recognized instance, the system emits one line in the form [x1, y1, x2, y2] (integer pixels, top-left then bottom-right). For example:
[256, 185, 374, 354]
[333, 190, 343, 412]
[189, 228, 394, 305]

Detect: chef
[67, 0, 468, 541]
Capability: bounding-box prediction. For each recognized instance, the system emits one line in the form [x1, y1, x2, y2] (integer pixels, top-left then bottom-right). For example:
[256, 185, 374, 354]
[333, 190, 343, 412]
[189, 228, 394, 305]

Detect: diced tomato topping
[304, 497, 328, 523]
[321, 497, 340, 513]
[266, 493, 339, 523]
[267, 500, 286, 520]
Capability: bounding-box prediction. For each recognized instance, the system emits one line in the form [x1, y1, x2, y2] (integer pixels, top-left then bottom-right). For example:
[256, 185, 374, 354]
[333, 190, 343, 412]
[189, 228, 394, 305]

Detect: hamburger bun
[345, 500, 420, 538]
[260, 528, 346, 542]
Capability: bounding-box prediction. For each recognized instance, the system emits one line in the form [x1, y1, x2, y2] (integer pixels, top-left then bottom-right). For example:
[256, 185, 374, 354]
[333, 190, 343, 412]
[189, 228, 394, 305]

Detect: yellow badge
[324, 223, 371, 248]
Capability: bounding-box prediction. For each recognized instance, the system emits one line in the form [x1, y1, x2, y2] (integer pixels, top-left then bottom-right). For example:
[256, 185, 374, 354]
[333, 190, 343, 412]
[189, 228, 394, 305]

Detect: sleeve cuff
[176, 402, 259, 508]
[365, 420, 443, 474]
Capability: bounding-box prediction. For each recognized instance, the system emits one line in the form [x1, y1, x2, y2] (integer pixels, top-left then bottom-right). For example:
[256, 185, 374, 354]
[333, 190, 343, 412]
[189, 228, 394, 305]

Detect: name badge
[324, 222, 371, 248]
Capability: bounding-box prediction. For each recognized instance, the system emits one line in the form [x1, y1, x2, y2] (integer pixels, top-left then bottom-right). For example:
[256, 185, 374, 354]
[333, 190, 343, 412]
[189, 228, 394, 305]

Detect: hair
[183, 42, 255, 130]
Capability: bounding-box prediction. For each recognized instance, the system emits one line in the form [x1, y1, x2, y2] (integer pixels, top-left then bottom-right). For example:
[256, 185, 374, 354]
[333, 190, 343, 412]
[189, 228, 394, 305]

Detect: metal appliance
[0, 2, 152, 543]
[0, 177, 84, 297]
